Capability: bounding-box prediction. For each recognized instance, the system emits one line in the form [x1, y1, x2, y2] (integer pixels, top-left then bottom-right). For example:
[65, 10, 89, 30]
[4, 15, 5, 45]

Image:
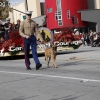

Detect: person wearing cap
[19, 11, 43, 70]
[4, 18, 12, 40]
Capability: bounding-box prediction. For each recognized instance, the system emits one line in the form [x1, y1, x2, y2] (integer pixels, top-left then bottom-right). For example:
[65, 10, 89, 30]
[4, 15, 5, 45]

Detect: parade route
[0, 46, 100, 100]
[1, 0, 100, 100]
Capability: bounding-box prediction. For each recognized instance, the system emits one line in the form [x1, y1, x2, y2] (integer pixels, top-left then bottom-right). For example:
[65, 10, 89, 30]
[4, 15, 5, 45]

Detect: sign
[54, 40, 82, 46]
[38, 27, 53, 45]
[23, 15, 26, 19]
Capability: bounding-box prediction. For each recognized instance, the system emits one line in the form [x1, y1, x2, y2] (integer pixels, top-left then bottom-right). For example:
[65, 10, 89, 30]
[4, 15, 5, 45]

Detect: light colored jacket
[19, 19, 43, 41]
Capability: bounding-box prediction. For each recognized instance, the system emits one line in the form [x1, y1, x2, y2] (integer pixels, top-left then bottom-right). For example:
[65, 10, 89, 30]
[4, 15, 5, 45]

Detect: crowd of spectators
[0, 18, 20, 43]
[80, 30, 100, 47]
[0, 18, 100, 47]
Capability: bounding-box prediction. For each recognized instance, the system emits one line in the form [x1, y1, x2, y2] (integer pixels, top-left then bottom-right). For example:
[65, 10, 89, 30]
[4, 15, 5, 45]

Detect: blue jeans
[24, 35, 40, 68]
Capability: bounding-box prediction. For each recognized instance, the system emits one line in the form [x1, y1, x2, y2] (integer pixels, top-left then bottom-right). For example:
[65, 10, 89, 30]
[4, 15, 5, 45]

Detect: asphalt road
[0, 46, 100, 100]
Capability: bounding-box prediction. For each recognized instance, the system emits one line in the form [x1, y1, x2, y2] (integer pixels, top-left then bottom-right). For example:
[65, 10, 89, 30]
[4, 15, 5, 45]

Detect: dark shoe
[26, 67, 31, 70]
[36, 63, 42, 70]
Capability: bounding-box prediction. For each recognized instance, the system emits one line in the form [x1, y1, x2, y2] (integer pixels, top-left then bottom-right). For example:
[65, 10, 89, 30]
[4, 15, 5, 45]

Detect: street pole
[25, 0, 28, 11]
[11, 8, 26, 14]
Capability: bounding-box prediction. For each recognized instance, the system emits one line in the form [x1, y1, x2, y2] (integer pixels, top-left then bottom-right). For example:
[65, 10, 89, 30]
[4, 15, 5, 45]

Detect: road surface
[0, 46, 100, 100]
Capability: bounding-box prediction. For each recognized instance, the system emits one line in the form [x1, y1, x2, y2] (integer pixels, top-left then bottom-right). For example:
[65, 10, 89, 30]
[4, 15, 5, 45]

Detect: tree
[0, 0, 11, 19]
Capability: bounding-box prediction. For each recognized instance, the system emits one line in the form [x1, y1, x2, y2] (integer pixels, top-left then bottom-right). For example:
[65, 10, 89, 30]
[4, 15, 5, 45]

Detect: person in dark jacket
[4, 18, 12, 40]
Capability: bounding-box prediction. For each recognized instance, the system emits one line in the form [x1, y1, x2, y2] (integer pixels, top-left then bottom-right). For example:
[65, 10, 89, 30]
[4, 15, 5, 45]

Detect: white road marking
[0, 70, 100, 83]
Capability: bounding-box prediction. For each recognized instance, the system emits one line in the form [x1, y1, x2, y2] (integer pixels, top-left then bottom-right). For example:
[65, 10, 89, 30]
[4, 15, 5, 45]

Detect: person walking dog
[19, 11, 43, 70]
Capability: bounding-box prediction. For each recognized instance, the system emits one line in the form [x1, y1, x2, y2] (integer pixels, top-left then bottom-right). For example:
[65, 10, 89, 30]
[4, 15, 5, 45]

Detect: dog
[45, 44, 58, 68]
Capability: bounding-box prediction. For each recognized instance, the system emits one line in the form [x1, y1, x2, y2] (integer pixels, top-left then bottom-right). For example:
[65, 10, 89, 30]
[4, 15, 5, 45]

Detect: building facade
[79, 0, 100, 32]
[9, 0, 41, 24]
[45, 0, 88, 30]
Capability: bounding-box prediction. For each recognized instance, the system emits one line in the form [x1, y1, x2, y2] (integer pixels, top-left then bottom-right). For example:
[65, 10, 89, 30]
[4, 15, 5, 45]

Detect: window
[58, 16, 61, 19]
[56, 0, 63, 26]
[58, 20, 62, 26]
[55, 11, 63, 26]
[55, 11, 62, 20]
[67, 10, 70, 19]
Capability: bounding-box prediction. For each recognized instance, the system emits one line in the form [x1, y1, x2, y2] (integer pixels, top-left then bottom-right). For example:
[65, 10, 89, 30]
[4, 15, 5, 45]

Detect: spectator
[4, 18, 12, 40]
[89, 30, 94, 45]
[84, 33, 90, 46]
[15, 19, 20, 30]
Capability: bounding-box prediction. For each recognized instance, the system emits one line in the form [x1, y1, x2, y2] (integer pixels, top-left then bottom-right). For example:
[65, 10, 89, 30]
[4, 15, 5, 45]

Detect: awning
[78, 9, 100, 23]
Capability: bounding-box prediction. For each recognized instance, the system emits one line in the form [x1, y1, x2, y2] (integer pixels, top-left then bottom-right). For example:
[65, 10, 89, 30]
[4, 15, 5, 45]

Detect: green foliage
[0, 0, 10, 19]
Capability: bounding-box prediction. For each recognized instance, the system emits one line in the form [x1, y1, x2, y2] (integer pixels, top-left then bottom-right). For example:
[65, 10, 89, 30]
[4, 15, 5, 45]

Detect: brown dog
[45, 44, 58, 68]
